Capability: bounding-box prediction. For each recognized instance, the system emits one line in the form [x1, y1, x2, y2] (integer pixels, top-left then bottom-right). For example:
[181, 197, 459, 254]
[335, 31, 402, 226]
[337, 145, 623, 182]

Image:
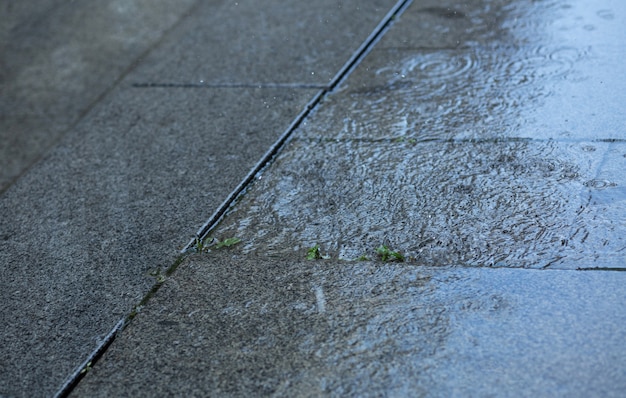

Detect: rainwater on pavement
[213, 0, 626, 270]
[73, 0, 626, 396]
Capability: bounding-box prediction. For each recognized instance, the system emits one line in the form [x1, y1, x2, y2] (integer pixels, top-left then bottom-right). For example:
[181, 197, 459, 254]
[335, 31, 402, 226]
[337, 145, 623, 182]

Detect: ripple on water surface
[311, 39, 588, 144]
[212, 138, 611, 268]
[212, 0, 626, 269]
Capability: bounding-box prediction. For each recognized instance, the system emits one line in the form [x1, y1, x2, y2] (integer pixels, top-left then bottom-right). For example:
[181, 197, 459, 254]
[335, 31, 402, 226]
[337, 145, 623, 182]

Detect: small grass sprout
[215, 237, 242, 249]
[193, 236, 205, 252]
[376, 245, 404, 262]
[306, 244, 322, 260]
[393, 136, 417, 145]
[306, 244, 330, 260]
[80, 361, 93, 374]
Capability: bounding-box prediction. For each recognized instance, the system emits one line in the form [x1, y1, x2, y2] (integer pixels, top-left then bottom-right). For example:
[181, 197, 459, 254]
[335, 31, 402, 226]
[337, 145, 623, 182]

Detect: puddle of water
[557, 144, 626, 268]
[211, 0, 626, 269]
[306, 0, 625, 143]
[305, 39, 587, 143]
[213, 138, 600, 268]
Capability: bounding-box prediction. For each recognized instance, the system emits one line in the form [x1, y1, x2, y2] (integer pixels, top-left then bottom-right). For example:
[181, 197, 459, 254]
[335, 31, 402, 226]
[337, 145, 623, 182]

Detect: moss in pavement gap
[376, 245, 405, 262]
[192, 236, 242, 252]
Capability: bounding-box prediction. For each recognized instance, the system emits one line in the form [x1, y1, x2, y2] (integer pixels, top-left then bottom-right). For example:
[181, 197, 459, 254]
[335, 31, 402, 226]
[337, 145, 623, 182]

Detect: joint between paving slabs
[132, 82, 329, 89]
[53, 252, 188, 398]
[56, 1, 414, 395]
[188, 0, 414, 250]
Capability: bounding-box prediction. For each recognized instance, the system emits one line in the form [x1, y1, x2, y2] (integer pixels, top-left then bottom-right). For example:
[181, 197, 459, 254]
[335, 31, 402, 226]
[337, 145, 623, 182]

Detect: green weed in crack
[306, 244, 330, 260]
[193, 236, 241, 253]
[215, 237, 242, 249]
[376, 245, 405, 262]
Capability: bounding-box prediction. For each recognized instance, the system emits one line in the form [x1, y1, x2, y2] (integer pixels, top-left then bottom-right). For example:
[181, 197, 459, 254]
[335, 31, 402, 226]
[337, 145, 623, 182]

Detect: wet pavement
[74, 0, 626, 396]
[3, 0, 626, 396]
[212, 0, 626, 269]
[0, 0, 198, 192]
[73, 254, 626, 397]
[0, 0, 399, 396]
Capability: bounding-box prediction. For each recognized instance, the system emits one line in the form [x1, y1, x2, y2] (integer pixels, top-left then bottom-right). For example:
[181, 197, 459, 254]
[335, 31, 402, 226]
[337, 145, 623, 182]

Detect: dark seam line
[329, 1, 414, 91]
[187, 0, 414, 250]
[382, 45, 470, 51]
[132, 82, 329, 89]
[576, 267, 626, 271]
[185, 90, 322, 250]
[55, 1, 413, 396]
[594, 138, 626, 143]
[53, 319, 125, 398]
[299, 136, 626, 144]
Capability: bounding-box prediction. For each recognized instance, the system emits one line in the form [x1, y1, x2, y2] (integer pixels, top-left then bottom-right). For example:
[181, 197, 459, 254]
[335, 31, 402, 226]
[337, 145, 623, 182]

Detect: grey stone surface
[0, 0, 199, 192]
[0, 1, 65, 42]
[72, 0, 626, 396]
[74, 253, 626, 397]
[0, 85, 316, 396]
[6, 0, 626, 395]
[211, 0, 626, 269]
[306, 0, 626, 142]
[129, 0, 398, 86]
[1, 1, 400, 395]
[214, 137, 623, 268]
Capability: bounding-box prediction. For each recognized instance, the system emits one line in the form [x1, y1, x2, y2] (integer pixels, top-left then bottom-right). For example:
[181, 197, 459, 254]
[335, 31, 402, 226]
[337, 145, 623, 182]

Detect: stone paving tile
[0, 1, 402, 395]
[74, 254, 626, 397]
[207, 0, 626, 270]
[0, 0, 199, 192]
[211, 137, 626, 269]
[69, 0, 626, 396]
[0, 86, 316, 396]
[128, 0, 399, 86]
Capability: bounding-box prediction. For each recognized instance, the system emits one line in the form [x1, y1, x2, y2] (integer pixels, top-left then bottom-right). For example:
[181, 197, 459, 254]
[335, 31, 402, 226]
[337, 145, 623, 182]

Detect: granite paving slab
[1, 1, 401, 394]
[210, 0, 626, 269]
[73, 254, 626, 397]
[0, 0, 199, 191]
[0, 85, 316, 396]
[212, 137, 626, 269]
[129, 0, 399, 87]
[72, 0, 626, 396]
[6, 0, 625, 395]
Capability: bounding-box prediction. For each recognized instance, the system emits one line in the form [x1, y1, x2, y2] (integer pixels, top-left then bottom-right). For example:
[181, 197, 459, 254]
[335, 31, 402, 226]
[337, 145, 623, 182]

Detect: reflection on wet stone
[214, 139, 593, 268]
[212, 0, 626, 269]
[63, 0, 626, 395]
[331, 42, 587, 143]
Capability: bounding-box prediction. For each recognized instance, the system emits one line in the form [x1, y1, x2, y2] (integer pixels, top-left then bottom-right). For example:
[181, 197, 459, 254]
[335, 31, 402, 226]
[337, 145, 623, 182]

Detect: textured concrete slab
[213, 137, 626, 269]
[74, 253, 626, 397]
[0, 0, 199, 191]
[376, 0, 507, 49]
[1, 1, 65, 43]
[0, 115, 71, 191]
[0, 86, 316, 396]
[208, 0, 626, 269]
[68, 0, 626, 396]
[306, 0, 626, 142]
[6, 0, 625, 395]
[0, 1, 401, 395]
[129, 0, 399, 87]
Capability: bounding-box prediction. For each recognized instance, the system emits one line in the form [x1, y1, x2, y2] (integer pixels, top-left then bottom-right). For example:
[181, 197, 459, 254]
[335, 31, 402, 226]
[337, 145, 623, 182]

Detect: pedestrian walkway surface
[2, 0, 626, 396]
[73, 254, 626, 397]
[1, 0, 399, 395]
